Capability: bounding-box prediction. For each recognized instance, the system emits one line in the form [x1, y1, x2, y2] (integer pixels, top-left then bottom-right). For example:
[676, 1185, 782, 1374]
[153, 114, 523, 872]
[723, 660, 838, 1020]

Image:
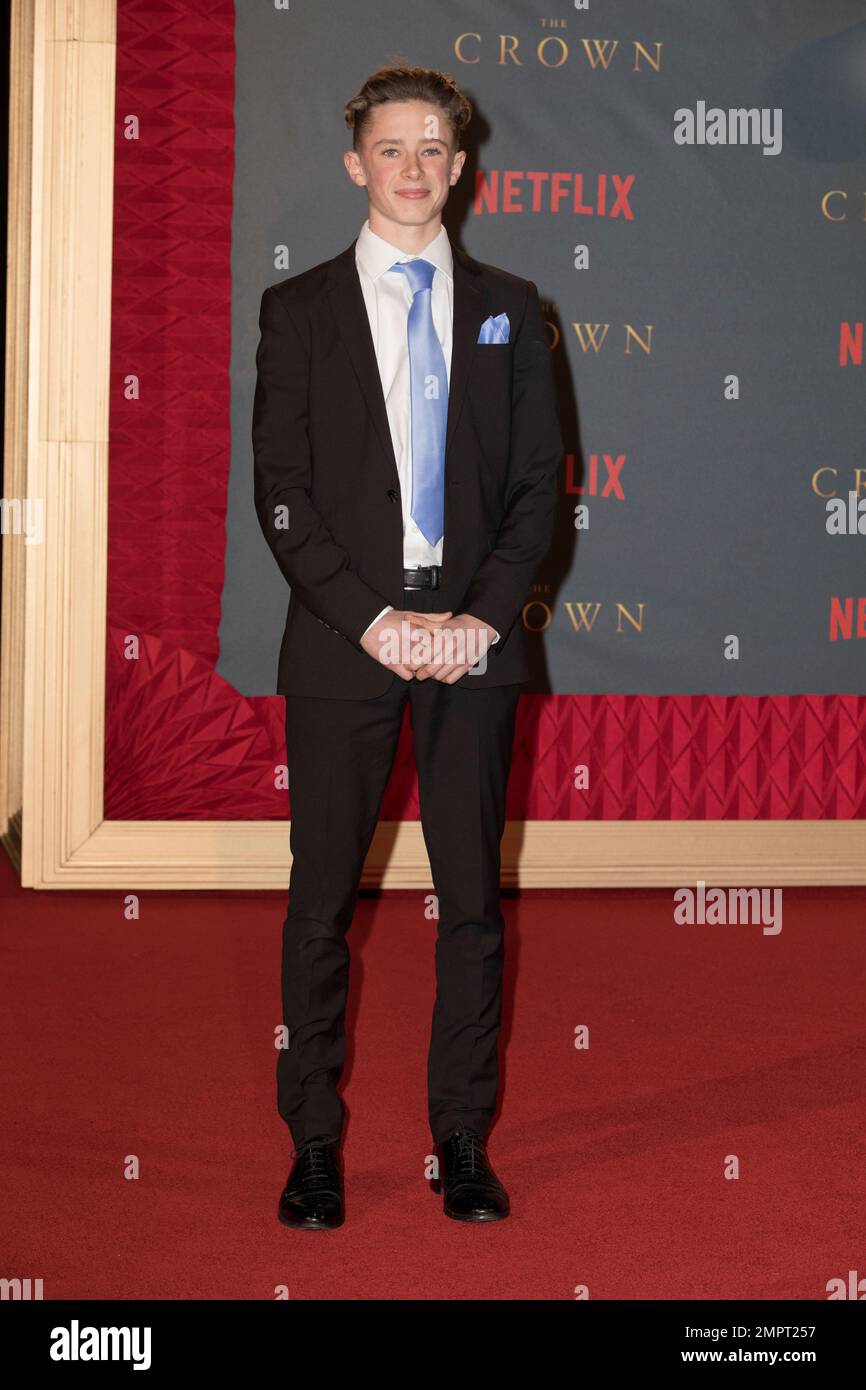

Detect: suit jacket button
[386, 488, 398, 502]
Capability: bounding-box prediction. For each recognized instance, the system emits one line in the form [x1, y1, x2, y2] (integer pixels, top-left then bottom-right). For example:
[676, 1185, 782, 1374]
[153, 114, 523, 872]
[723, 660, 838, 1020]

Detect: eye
[380, 147, 443, 157]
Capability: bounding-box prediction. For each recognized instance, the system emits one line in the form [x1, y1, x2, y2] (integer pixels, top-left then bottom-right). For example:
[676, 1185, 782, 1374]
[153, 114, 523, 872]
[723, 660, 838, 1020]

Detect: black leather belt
[403, 565, 441, 590]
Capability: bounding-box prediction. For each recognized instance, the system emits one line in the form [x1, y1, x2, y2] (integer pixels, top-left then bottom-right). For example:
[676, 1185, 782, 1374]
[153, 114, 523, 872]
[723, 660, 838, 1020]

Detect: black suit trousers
[276, 588, 524, 1146]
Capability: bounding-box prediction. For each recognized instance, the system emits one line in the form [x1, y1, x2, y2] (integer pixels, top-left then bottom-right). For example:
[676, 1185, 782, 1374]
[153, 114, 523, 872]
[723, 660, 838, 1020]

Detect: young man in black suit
[253, 66, 563, 1228]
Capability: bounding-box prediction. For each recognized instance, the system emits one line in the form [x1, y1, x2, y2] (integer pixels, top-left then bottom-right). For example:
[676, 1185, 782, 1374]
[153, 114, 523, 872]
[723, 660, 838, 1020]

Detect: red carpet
[2, 850, 864, 1300]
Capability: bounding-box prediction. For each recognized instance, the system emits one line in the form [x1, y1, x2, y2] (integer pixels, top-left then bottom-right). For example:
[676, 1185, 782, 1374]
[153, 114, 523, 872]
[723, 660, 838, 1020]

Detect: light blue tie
[387, 257, 447, 547]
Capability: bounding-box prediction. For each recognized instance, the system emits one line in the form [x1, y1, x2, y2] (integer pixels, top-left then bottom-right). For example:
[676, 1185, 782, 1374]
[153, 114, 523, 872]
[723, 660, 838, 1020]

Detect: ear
[449, 147, 467, 185]
[343, 149, 366, 187]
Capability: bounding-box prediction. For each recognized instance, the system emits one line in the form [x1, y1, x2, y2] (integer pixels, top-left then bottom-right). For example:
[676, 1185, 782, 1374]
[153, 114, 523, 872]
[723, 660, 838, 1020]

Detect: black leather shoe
[278, 1135, 344, 1229]
[435, 1126, 510, 1222]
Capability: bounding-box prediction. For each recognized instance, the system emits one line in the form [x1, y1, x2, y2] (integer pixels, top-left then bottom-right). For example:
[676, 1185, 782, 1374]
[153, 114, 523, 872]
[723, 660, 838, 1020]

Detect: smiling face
[343, 99, 467, 247]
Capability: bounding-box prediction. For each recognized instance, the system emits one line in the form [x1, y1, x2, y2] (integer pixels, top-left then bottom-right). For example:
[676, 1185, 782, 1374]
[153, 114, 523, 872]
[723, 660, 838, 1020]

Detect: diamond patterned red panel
[104, 0, 866, 821]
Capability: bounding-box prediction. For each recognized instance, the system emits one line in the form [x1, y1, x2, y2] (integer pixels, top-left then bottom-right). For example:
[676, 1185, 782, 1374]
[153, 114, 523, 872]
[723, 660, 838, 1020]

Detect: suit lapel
[326, 242, 397, 482]
[325, 237, 492, 484]
[446, 244, 490, 454]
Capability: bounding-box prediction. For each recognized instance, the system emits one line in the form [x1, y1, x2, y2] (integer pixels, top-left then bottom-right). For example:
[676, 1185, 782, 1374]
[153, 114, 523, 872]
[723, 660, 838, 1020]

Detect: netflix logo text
[839, 323, 863, 365]
[565, 453, 626, 500]
[474, 169, 635, 218]
[829, 597, 866, 640]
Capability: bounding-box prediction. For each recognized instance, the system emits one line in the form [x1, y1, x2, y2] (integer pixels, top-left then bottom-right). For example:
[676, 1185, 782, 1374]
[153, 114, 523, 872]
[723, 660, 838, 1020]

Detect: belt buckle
[405, 565, 439, 591]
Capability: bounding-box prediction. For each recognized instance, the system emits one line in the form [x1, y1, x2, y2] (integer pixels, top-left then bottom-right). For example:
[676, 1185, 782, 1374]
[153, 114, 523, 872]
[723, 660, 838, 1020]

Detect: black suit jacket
[252, 236, 563, 699]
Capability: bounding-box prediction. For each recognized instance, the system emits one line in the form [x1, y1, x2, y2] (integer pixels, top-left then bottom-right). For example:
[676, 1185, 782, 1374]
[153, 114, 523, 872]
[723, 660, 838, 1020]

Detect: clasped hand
[359, 609, 496, 684]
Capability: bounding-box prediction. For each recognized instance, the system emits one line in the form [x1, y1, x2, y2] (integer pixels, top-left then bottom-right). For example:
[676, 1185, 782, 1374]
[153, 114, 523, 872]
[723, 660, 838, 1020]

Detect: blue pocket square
[477, 313, 510, 345]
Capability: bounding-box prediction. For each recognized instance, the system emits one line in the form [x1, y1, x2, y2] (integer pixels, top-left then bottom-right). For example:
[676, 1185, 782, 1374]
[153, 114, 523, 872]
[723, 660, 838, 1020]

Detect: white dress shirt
[354, 218, 498, 646]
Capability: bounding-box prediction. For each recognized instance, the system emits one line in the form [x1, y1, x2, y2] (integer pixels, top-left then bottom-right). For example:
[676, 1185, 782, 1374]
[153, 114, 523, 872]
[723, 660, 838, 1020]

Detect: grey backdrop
[217, 0, 866, 696]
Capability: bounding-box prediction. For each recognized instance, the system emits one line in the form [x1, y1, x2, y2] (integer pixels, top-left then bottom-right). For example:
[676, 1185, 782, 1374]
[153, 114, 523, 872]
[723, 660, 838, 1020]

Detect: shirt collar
[355, 217, 453, 283]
